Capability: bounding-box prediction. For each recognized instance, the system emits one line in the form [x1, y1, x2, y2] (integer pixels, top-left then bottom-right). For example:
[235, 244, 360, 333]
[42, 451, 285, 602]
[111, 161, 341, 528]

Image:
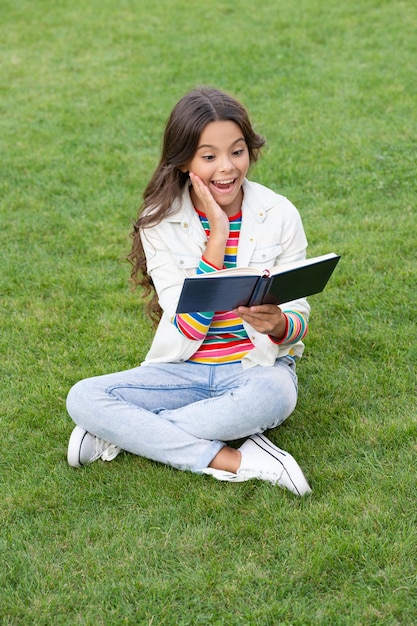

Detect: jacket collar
[165, 185, 195, 222]
[238, 180, 277, 265]
[165, 186, 207, 250]
[241, 179, 277, 222]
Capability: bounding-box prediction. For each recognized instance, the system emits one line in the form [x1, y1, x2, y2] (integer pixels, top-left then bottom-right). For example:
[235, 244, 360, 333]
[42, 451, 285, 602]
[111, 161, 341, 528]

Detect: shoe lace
[238, 466, 284, 482]
[92, 437, 121, 462]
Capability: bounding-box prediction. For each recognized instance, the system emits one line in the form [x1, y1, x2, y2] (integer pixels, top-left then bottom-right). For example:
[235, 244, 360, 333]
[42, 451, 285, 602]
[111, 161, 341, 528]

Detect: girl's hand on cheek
[189, 172, 229, 238]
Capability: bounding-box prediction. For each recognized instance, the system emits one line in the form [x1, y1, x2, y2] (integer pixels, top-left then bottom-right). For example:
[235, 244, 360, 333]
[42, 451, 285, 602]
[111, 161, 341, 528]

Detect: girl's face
[186, 120, 250, 216]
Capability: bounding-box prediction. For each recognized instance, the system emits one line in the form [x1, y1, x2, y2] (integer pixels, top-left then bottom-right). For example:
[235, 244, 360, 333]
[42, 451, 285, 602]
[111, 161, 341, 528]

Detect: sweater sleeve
[172, 256, 219, 340]
[268, 311, 308, 346]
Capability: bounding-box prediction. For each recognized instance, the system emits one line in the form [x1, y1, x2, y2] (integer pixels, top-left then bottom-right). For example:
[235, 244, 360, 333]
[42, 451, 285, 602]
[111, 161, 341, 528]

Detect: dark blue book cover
[176, 253, 340, 314]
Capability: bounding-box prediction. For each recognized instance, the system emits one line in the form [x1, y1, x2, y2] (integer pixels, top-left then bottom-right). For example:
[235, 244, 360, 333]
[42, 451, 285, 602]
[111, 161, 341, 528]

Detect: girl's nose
[218, 157, 233, 172]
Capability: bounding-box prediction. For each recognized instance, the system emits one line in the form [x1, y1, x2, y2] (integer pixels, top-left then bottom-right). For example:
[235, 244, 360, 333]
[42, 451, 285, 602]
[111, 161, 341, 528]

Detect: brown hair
[127, 86, 265, 324]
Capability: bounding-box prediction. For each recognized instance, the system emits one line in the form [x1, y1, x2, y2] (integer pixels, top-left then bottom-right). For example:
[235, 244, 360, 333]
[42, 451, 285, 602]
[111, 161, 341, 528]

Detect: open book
[176, 252, 341, 314]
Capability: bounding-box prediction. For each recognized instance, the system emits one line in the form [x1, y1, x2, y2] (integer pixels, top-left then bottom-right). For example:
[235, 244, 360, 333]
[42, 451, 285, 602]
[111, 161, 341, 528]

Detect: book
[175, 252, 341, 313]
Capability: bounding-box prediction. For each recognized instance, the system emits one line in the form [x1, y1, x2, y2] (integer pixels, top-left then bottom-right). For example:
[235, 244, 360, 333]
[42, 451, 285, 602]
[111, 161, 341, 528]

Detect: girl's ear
[179, 165, 189, 173]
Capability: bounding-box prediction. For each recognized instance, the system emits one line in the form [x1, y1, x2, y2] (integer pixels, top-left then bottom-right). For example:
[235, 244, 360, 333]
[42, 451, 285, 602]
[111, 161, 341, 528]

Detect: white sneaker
[67, 426, 122, 468]
[203, 434, 311, 496]
[238, 434, 311, 496]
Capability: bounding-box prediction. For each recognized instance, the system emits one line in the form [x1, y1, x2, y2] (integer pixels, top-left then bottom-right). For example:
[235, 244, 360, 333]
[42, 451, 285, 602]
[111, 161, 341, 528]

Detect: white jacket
[141, 179, 310, 368]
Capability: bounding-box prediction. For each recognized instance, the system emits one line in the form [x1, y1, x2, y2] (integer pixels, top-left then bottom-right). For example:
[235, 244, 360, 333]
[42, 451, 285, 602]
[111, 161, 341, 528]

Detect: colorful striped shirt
[174, 210, 253, 364]
[173, 209, 308, 364]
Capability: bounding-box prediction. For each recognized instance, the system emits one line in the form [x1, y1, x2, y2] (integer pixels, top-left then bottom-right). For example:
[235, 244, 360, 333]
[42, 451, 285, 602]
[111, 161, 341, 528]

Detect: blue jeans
[66, 357, 298, 472]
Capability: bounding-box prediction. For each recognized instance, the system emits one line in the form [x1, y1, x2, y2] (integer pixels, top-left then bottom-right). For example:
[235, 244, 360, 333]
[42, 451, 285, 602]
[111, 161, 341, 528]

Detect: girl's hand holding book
[234, 304, 287, 340]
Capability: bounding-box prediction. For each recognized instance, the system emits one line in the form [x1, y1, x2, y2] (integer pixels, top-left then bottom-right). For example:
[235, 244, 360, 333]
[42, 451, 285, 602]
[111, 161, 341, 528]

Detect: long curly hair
[127, 86, 265, 324]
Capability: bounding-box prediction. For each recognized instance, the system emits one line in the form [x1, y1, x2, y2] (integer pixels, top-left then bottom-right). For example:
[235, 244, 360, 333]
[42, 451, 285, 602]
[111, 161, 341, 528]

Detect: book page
[186, 252, 339, 279]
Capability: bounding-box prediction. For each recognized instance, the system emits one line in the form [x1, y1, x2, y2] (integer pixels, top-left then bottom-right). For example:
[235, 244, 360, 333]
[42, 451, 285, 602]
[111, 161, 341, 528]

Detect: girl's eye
[233, 149, 245, 157]
[202, 155, 215, 161]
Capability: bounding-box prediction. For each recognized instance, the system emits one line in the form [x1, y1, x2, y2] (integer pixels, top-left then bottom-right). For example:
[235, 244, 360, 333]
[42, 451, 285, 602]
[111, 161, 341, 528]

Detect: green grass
[1, 0, 416, 623]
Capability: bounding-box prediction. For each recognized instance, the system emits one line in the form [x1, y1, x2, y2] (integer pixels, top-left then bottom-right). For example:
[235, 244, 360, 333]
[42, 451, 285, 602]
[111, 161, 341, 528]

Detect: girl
[66, 87, 312, 496]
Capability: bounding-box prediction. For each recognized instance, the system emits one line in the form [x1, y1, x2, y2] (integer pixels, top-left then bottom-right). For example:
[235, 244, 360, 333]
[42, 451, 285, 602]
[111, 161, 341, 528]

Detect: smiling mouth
[212, 178, 236, 190]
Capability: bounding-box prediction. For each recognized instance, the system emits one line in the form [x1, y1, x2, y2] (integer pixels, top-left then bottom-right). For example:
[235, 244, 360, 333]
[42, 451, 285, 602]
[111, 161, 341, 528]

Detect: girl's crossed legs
[66, 357, 298, 472]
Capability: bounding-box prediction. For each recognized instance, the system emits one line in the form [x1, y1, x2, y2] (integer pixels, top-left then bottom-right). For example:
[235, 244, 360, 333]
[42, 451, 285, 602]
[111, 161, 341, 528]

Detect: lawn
[1, 0, 416, 624]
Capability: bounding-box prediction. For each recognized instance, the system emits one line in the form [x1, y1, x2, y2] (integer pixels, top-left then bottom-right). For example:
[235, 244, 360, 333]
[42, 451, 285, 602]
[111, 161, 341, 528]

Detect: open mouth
[211, 178, 236, 192]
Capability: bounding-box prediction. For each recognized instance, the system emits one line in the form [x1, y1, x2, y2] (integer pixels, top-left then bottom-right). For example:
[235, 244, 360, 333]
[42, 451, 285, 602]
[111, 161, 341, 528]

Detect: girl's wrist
[206, 230, 228, 246]
[269, 314, 289, 343]
[204, 240, 227, 268]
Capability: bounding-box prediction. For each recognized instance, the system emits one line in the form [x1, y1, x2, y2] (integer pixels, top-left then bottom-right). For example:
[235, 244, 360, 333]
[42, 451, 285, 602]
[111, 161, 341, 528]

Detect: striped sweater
[173, 209, 307, 364]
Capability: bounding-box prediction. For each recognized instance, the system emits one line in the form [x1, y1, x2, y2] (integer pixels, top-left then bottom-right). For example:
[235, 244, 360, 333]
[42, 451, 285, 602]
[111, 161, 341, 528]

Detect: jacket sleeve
[141, 221, 214, 341]
[172, 257, 220, 339]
